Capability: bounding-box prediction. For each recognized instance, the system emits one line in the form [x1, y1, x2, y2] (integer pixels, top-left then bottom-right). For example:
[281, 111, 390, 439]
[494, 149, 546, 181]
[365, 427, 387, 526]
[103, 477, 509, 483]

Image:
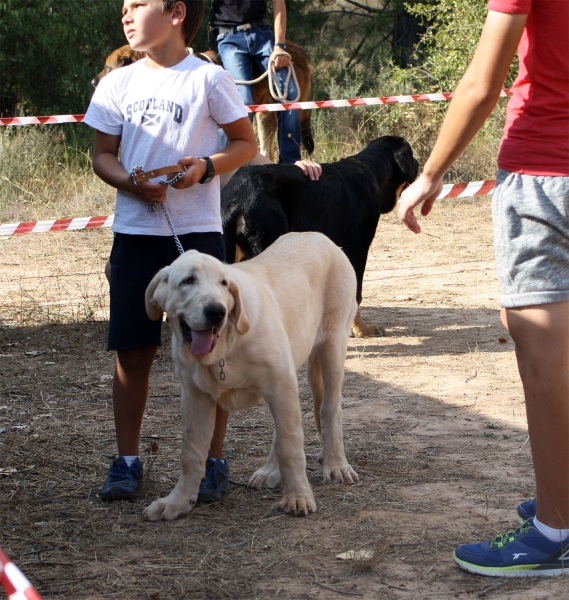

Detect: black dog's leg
[348, 252, 385, 338]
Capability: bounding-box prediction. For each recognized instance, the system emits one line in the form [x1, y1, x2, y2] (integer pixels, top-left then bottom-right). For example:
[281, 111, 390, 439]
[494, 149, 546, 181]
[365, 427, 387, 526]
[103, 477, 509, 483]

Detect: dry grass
[2, 199, 567, 599]
[0, 128, 114, 224]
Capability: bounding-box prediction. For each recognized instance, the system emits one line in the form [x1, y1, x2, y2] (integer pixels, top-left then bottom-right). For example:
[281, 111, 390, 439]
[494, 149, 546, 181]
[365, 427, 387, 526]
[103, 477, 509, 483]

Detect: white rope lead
[234, 52, 301, 103]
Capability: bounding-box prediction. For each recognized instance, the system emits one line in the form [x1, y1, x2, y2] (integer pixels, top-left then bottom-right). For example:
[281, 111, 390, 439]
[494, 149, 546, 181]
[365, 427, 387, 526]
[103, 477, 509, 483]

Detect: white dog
[142, 232, 358, 521]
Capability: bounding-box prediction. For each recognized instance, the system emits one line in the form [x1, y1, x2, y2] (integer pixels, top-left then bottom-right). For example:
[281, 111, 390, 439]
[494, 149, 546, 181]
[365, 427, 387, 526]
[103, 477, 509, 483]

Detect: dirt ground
[1, 196, 567, 599]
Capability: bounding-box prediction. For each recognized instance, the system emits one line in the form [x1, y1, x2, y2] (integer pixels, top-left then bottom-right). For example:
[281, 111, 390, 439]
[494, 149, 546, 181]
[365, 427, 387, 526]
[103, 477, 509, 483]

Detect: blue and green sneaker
[453, 519, 569, 577]
[518, 498, 537, 524]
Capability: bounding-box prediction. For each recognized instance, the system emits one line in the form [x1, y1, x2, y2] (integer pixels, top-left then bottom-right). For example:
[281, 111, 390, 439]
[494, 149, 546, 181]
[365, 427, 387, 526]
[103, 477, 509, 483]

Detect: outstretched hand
[397, 174, 444, 234]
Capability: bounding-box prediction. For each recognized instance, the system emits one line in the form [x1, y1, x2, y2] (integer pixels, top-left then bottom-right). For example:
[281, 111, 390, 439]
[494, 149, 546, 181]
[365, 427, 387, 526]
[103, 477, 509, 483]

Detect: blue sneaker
[518, 498, 537, 524]
[99, 457, 143, 501]
[197, 457, 229, 502]
[453, 519, 569, 577]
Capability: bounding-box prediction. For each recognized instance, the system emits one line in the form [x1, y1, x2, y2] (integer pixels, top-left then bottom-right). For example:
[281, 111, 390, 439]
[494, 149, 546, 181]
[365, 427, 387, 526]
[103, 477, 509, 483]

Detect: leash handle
[132, 164, 185, 184]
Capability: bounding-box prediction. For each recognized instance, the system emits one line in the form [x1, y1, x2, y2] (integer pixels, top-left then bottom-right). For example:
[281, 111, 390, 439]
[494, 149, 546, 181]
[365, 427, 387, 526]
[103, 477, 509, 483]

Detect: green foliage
[370, 0, 516, 182]
[403, 0, 488, 92]
[0, 1, 128, 118]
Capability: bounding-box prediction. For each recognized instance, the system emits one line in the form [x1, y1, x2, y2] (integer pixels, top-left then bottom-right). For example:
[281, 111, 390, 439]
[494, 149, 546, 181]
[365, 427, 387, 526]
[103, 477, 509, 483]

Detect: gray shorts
[493, 169, 569, 308]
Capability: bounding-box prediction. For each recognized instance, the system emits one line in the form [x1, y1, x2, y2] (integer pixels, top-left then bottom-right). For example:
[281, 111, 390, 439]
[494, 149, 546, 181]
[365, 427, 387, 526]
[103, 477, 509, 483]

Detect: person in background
[210, 0, 302, 164]
[398, 0, 569, 577]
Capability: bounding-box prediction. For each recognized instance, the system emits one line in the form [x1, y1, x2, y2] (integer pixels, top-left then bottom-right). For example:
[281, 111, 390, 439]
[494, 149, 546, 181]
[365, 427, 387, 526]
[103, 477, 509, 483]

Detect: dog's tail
[307, 352, 324, 434]
[300, 109, 315, 155]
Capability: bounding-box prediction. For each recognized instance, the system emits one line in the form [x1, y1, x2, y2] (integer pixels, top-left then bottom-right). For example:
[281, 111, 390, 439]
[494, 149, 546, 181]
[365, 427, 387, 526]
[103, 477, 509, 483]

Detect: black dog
[221, 136, 419, 337]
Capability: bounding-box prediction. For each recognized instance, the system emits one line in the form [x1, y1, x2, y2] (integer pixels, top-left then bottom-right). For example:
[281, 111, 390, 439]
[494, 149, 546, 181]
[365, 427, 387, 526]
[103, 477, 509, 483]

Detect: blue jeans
[217, 26, 301, 164]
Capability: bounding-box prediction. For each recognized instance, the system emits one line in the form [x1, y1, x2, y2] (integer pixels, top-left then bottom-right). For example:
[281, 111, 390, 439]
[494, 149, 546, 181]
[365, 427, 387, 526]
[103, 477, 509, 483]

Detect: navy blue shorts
[108, 232, 225, 351]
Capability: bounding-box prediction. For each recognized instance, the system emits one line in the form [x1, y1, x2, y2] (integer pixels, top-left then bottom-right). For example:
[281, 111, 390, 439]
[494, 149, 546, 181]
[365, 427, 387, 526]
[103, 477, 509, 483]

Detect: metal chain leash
[131, 166, 185, 256]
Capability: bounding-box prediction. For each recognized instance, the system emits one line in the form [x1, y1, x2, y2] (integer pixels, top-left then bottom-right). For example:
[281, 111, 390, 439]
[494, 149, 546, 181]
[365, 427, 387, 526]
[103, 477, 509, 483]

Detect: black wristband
[275, 42, 287, 50]
[198, 157, 215, 184]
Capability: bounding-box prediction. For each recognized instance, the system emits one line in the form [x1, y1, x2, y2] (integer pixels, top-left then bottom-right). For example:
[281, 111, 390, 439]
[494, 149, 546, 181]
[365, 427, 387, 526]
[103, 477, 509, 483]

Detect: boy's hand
[130, 167, 168, 205]
[171, 157, 208, 189]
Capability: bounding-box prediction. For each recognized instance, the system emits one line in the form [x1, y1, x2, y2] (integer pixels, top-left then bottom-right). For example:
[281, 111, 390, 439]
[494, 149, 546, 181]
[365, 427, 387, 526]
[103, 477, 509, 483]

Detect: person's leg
[251, 28, 301, 163]
[209, 405, 229, 459]
[100, 234, 166, 500]
[178, 232, 231, 501]
[217, 32, 255, 150]
[504, 303, 569, 530]
[217, 32, 255, 107]
[276, 98, 302, 164]
[114, 345, 158, 456]
[453, 173, 569, 575]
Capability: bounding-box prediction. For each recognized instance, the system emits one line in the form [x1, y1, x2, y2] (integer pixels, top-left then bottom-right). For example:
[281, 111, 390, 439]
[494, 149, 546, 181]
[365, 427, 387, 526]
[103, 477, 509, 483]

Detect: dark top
[211, 0, 268, 27]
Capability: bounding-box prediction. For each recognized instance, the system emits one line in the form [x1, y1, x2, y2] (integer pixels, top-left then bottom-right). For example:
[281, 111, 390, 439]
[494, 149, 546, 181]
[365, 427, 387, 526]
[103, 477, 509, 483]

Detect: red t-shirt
[487, 0, 569, 176]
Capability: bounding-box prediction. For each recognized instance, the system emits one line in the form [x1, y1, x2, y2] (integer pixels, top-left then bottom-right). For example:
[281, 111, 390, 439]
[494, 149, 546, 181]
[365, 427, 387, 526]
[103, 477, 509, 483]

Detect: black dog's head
[359, 136, 419, 213]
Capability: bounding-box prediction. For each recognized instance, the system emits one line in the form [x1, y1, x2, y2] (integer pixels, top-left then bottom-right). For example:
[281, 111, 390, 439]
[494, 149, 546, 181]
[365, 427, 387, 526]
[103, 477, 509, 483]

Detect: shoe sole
[99, 482, 142, 502]
[99, 491, 139, 501]
[453, 553, 567, 577]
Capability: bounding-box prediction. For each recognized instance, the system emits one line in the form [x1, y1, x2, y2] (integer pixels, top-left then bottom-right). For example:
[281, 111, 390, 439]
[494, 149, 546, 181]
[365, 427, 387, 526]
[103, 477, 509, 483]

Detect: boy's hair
[162, 0, 204, 47]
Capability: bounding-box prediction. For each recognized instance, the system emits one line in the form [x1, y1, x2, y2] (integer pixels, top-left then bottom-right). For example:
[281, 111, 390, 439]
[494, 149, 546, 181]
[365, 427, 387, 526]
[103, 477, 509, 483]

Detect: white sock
[533, 516, 569, 543]
[122, 455, 137, 467]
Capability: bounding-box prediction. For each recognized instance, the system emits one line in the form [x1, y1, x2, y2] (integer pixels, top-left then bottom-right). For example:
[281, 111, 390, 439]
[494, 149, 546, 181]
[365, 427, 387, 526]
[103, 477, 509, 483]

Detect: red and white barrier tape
[0, 548, 43, 600]
[437, 179, 495, 199]
[0, 215, 114, 236]
[0, 90, 512, 126]
[0, 181, 495, 236]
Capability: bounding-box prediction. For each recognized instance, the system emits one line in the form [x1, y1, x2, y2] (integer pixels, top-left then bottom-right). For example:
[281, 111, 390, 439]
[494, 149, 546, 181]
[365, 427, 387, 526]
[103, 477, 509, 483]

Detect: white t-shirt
[84, 54, 247, 236]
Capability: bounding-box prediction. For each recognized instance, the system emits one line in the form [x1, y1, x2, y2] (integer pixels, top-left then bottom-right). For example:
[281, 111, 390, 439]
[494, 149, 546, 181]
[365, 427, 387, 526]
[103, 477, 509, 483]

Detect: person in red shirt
[398, 0, 569, 577]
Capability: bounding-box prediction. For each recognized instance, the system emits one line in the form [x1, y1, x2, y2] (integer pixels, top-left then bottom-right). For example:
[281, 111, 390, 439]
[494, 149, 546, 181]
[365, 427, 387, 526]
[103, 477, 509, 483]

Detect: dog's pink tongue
[191, 329, 215, 357]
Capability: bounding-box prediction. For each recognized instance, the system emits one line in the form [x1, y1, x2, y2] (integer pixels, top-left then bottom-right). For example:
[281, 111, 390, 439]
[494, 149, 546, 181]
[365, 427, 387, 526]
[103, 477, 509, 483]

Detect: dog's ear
[393, 141, 419, 183]
[228, 280, 250, 335]
[145, 266, 170, 321]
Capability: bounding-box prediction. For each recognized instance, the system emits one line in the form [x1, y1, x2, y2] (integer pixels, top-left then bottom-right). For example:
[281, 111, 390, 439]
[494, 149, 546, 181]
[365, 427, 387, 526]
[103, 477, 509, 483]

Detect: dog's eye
[181, 276, 195, 286]
[221, 279, 228, 287]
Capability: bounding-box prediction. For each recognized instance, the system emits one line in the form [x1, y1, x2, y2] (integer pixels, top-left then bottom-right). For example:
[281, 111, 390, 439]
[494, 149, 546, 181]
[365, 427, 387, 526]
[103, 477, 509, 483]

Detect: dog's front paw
[352, 323, 386, 338]
[142, 495, 194, 522]
[248, 466, 281, 490]
[278, 490, 316, 516]
[322, 461, 359, 484]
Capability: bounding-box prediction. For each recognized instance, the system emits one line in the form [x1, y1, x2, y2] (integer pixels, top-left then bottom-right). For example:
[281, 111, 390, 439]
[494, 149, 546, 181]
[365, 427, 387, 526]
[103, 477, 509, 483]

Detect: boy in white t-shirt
[83, 0, 257, 501]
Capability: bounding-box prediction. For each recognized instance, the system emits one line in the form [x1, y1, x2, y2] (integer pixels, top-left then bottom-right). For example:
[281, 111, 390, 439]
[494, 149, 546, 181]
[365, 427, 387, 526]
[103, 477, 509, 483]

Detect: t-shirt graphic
[83, 54, 247, 236]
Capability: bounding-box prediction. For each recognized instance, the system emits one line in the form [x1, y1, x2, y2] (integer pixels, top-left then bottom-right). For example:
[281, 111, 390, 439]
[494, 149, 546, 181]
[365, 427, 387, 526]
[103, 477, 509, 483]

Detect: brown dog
[93, 43, 314, 160]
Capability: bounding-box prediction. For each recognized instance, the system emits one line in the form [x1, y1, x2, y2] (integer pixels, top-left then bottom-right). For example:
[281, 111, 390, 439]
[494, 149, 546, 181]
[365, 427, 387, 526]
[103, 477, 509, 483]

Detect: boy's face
[122, 1, 181, 53]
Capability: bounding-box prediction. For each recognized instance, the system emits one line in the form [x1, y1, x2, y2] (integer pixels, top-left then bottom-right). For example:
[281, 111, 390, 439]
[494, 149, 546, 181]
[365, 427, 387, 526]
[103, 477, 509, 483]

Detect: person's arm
[172, 116, 258, 188]
[398, 10, 527, 233]
[271, 0, 290, 69]
[250, 152, 322, 181]
[92, 130, 168, 205]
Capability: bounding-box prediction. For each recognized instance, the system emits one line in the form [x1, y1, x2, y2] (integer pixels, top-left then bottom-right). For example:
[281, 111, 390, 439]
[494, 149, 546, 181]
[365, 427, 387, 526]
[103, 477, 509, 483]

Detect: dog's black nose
[204, 303, 226, 326]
